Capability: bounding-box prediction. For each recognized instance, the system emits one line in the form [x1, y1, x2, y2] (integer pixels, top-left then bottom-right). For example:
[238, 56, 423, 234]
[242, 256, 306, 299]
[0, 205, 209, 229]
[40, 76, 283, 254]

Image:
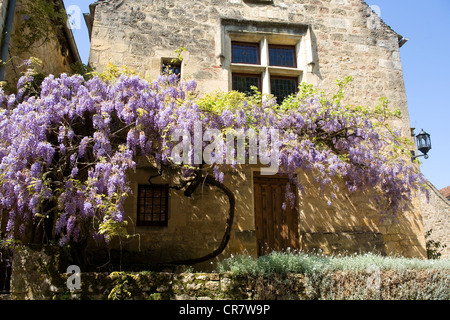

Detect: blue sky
[63, 0, 450, 190]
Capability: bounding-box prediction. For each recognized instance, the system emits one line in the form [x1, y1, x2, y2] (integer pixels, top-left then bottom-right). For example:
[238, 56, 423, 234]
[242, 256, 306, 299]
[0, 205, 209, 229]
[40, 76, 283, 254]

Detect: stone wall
[421, 183, 450, 259]
[9, 246, 450, 300]
[86, 0, 428, 261]
[0, 0, 8, 36]
[297, 171, 427, 258]
[89, 0, 412, 134]
[2, 0, 79, 90]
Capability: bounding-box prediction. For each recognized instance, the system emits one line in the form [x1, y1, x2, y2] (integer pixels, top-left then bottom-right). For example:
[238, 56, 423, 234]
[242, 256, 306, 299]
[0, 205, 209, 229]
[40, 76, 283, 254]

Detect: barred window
[137, 185, 169, 227]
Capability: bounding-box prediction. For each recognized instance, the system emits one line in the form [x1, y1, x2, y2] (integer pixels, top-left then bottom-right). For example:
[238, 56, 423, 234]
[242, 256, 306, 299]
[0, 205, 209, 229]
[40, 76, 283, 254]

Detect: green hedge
[217, 251, 450, 300]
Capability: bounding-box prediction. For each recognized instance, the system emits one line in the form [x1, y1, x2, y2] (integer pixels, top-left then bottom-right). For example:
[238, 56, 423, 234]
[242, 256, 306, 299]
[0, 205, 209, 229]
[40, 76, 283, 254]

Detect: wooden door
[253, 173, 299, 256]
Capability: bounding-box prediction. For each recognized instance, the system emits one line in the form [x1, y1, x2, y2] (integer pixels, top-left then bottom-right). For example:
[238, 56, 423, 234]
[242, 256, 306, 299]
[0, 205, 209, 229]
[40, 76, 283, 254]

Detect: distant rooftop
[440, 186, 450, 200]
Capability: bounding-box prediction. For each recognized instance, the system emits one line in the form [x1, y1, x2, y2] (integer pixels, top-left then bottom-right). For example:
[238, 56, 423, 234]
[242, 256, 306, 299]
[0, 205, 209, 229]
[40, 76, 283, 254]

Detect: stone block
[205, 281, 220, 291]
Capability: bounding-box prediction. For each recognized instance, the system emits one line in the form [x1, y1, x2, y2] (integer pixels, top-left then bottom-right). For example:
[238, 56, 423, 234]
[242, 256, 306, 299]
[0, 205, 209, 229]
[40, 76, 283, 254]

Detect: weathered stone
[9, 247, 450, 300]
[205, 281, 220, 291]
[82, 0, 430, 264]
[420, 183, 450, 258]
[186, 282, 202, 291]
[174, 294, 195, 300]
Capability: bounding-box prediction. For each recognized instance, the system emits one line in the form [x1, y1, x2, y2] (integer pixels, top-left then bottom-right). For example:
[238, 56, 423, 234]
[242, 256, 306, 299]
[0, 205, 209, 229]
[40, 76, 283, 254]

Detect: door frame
[252, 170, 300, 256]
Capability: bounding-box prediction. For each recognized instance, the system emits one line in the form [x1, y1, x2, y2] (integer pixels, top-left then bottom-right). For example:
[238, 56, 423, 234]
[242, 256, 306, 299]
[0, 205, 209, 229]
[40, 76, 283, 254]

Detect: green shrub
[217, 250, 450, 276]
[425, 229, 447, 260]
[217, 250, 450, 300]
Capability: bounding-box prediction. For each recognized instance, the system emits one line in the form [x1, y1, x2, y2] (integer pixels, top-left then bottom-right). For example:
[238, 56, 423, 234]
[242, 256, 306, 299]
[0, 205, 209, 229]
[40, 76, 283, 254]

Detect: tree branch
[168, 174, 236, 265]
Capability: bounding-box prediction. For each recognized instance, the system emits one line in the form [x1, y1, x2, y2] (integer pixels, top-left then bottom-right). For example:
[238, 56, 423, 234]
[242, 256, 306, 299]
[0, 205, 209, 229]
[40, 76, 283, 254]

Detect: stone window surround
[219, 19, 317, 96]
[161, 58, 182, 80]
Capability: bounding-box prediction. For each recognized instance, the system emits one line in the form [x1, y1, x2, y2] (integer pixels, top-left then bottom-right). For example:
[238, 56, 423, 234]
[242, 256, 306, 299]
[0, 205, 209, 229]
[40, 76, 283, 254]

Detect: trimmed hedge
[217, 251, 450, 300]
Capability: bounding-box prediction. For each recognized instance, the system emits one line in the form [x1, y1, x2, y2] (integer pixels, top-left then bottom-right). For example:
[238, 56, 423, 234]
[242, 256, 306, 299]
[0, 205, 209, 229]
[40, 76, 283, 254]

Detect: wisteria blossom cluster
[0, 70, 428, 246]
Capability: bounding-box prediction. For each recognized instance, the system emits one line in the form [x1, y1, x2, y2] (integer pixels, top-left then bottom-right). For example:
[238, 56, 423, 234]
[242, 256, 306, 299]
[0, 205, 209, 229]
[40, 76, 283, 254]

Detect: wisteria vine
[0, 67, 428, 248]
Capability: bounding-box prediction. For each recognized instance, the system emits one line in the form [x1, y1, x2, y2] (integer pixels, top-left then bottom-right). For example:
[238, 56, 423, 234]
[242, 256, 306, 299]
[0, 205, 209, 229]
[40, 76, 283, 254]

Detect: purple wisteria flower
[0, 72, 429, 247]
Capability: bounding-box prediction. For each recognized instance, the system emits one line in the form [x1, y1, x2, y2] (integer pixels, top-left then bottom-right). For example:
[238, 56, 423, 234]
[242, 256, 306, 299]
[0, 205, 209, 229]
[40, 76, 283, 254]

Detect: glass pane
[153, 189, 162, 198]
[232, 43, 259, 64]
[271, 78, 298, 103]
[269, 46, 296, 67]
[137, 185, 169, 225]
[233, 74, 260, 95]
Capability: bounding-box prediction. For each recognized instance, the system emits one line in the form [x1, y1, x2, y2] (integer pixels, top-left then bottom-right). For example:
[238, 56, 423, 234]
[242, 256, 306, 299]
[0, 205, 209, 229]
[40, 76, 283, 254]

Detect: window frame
[136, 184, 169, 227]
[268, 44, 297, 68]
[232, 72, 262, 94]
[270, 75, 299, 103]
[231, 41, 261, 65]
[227, 34, 303, 102]
[161, 58, 182, 80]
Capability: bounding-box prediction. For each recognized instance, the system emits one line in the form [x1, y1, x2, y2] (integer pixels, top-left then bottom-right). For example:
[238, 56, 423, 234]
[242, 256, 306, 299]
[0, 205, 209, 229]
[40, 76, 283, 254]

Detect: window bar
[159, 186, 163, 223]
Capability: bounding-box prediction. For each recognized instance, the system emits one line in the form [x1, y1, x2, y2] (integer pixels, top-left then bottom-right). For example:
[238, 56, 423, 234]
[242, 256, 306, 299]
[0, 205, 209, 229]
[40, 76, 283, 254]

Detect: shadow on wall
[297, 170, 427, 259]
[420, 182, 450, 259]
[85, 163, 428, 272]
[86, 165, 254, 272]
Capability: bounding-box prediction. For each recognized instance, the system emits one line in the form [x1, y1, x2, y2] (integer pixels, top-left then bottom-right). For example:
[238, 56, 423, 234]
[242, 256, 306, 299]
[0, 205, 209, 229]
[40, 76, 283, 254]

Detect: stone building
[421, 184, 450, 258]
[0, 0, 81, 88]
[83, 0, 432, 268]
[0, 0, 82, 293]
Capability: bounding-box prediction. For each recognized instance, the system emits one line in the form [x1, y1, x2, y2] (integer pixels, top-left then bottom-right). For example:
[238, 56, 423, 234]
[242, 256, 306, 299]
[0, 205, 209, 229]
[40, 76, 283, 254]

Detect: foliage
[425, 229, 447, 260]
[217, 250, 450, 300]
[69, 62, 94, 81]
[0, 68, 428, 248]
[14, 0, 68, 52]
[172, 46, 186, 63]
[92, 62, 140, 82]
[217, 250, 450, 277]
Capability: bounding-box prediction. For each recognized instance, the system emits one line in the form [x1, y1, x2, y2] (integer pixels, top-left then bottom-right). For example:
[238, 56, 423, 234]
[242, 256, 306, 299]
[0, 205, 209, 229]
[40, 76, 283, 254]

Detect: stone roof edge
[360, 0, 407, 46]
[56, 0, 82, 64]
[84, 0, 116, 40]
[85, 1, 408, 47]
[426, 181, 450, 207]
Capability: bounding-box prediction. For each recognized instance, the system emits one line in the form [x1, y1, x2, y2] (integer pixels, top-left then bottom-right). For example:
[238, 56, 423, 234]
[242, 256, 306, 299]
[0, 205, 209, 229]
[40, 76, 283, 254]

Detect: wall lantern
[411, 129, 432, 161]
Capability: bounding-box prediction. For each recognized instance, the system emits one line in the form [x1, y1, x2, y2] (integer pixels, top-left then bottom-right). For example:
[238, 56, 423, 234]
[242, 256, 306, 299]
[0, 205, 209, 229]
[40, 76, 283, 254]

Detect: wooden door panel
[253, 173, 299, 256]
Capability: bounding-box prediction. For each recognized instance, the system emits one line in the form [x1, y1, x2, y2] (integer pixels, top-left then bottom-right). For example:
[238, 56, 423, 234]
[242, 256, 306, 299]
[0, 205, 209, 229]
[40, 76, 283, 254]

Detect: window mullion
[260, 36, 269, 66]
[262, 68, 270, 96]
[261, 36, 270, 95]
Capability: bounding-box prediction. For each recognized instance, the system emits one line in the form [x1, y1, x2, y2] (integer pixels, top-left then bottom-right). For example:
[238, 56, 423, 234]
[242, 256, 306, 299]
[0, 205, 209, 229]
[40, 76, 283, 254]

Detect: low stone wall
[9, 246, 450, 300]
[9, 245, 307, 300]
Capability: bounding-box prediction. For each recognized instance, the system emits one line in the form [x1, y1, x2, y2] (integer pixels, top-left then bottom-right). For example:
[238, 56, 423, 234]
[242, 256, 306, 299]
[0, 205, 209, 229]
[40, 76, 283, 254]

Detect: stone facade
[85, 0, 429, 265]
[0, 0, 8, 35]
[421, 183, 450, 259]
[0, 0, 81, 88]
